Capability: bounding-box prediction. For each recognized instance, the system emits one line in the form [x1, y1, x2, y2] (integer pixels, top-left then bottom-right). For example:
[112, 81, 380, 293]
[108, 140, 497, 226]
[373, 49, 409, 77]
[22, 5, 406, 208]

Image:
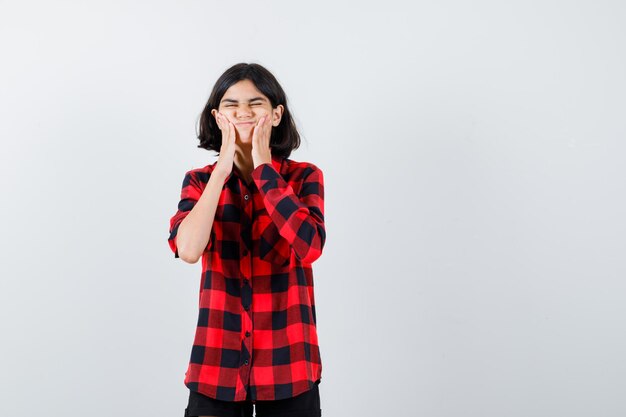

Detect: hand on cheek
[251, 115, 272, 169]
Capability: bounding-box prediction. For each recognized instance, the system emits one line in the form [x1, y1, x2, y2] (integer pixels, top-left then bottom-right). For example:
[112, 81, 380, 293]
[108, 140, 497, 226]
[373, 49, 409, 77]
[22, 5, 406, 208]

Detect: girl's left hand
[251, 115, 272, 168]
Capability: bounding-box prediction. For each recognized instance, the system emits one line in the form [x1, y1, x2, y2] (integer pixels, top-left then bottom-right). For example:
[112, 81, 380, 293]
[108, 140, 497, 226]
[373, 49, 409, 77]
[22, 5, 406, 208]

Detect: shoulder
[181, 162, 216, 187]
[282, 157, 324, 179]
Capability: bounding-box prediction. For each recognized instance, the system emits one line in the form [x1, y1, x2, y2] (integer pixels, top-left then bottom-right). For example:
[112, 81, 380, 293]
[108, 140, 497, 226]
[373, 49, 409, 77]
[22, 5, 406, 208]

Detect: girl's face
[211, 79, 284, 143]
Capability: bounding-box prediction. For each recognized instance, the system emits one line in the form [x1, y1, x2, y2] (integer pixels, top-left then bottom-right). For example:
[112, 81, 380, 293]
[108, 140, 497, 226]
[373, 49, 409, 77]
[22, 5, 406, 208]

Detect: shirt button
[244, 359, 249, 365]
[243, 279, 249, 284]
[242, 249, 248, 256]
[245, 331, 250, 337]
[244, 194, 249, 200]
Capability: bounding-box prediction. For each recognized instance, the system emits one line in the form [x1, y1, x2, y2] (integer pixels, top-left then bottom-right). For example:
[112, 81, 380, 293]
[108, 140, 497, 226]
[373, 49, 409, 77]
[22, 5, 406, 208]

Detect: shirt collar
[222, 154, 284, 185]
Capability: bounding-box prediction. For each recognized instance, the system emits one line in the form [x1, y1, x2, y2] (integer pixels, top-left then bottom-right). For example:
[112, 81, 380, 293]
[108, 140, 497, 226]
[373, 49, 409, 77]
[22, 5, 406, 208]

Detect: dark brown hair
[196, 63, 301, 158]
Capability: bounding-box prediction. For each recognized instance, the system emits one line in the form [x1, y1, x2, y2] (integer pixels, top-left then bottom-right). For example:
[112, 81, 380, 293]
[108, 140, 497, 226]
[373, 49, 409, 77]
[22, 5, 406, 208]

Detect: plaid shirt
[168, 154, 325, 402]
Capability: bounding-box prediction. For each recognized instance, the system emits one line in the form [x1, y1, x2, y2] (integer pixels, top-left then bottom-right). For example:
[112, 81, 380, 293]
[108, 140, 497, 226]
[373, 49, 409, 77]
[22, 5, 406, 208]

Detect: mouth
[236, 121, 255, 126]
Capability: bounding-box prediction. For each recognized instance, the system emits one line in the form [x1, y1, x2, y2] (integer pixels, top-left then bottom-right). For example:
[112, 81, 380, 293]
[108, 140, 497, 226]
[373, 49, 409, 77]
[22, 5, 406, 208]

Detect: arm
[168, 169, 227, 263]
[251, 162, 326, 264]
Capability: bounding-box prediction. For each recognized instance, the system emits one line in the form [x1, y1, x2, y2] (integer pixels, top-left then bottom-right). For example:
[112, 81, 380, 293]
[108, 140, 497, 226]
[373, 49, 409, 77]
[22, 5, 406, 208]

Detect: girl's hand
[213, 112, 236, 178]
[251, 115, 273, 168]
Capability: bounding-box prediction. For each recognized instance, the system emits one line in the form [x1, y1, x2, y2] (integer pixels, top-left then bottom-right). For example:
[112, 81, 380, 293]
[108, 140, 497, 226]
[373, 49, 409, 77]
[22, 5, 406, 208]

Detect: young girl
[168, 63, 325, 417]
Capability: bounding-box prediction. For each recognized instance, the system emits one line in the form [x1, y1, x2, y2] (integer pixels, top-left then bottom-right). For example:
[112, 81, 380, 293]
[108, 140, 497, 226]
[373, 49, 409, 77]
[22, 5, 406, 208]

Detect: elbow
[175, 237, 202, 264]
[172, 221, 204, 264]
[178, 245, 201, 264]
[294, 224, 326, 264]
[180, 252, 200, 264]
[295, 249, 322, 264]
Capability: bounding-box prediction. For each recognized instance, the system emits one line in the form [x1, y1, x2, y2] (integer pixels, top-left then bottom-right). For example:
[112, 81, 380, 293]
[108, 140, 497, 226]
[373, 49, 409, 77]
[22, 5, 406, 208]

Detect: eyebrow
[220, 96, 268, 104]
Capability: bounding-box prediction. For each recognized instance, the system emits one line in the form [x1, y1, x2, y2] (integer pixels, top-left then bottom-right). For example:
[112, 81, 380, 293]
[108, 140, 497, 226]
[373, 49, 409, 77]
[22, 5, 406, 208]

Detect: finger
[219, 113, 229, 131]
[251, 117, 262, 144]
[220, 114, 228, 138]
[259, 116, 267, 141]
[264, 116, 271, 139]
[221, 118, 228, 138]
[262, 116, 270, 145]
[228, 119, 236, 142]
[251, 127, 257, 150]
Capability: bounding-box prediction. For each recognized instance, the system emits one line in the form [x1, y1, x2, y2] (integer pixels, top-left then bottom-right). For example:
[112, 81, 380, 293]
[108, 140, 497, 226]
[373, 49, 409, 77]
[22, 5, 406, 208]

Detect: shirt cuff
[251, 162, 274, 179]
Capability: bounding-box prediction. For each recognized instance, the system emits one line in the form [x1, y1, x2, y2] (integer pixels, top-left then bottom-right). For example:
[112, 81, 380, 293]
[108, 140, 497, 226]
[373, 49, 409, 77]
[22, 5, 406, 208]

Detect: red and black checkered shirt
[168, 154, 325, 402]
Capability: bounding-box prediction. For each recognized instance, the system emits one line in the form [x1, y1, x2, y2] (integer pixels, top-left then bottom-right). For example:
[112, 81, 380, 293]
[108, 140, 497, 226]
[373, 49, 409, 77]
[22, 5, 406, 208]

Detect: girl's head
[197, 63, 301, 158]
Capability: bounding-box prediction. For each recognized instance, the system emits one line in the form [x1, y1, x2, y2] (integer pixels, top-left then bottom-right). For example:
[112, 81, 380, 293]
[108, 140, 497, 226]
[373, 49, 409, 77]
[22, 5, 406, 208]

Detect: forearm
[176, 170, 228, 263]
[252, 163, 325, 264]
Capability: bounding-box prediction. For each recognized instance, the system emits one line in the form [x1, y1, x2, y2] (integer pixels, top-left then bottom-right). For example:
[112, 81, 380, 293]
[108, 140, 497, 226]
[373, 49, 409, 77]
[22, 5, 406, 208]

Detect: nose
[235, 104, 253, 119]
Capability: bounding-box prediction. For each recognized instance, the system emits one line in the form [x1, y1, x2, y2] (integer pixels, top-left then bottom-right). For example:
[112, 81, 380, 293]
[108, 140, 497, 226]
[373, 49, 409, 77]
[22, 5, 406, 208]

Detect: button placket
[238, 178, 255, 392]
[240, 182, 252, 259]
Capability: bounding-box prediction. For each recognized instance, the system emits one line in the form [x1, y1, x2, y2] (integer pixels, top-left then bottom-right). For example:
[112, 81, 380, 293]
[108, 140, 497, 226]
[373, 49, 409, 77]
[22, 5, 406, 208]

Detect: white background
[1, 1, 625, 416]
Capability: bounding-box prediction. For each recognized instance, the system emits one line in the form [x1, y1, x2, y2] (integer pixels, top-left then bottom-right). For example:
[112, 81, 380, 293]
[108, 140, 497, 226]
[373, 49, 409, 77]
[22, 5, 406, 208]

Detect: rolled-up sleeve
[168, 170, 212, 258]
[251, 162, 326, 264]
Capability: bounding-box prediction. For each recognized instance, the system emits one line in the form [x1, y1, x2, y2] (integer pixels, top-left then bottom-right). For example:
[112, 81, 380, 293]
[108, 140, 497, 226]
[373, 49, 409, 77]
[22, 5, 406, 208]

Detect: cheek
[223, 114, 237, 123]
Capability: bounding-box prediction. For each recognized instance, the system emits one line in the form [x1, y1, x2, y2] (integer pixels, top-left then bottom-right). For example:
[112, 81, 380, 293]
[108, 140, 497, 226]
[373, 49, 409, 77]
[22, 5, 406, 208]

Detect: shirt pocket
[256, 214, 292, 266]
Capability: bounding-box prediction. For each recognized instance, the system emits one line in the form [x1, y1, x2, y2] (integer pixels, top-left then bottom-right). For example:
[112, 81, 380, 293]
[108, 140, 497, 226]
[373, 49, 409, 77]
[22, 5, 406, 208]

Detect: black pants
[184, 380, 321, 417]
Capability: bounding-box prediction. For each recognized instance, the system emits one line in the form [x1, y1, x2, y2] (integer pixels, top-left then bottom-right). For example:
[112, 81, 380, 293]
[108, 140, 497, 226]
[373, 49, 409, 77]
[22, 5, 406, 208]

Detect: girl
[168, 63, 325, 417]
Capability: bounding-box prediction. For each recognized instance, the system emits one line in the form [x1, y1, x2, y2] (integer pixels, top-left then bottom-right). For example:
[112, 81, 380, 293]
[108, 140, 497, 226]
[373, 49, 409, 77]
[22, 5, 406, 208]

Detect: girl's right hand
[213, 112, 236, 178]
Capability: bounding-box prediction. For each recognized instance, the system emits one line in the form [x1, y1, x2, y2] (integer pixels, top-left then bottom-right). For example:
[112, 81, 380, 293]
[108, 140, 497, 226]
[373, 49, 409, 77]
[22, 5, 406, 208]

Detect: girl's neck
[234, 145, 254, 184]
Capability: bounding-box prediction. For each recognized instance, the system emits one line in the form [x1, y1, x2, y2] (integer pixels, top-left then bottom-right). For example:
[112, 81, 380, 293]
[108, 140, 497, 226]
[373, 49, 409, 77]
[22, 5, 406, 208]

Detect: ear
[211, 109, 218, 118]
[272, 105, 284, 127]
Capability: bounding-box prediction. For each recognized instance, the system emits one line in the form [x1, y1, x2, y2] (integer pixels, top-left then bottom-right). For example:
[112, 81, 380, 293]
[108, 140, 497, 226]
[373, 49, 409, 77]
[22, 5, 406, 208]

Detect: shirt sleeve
[251, 162, 326, 264]
[168, 170, 213, 259]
